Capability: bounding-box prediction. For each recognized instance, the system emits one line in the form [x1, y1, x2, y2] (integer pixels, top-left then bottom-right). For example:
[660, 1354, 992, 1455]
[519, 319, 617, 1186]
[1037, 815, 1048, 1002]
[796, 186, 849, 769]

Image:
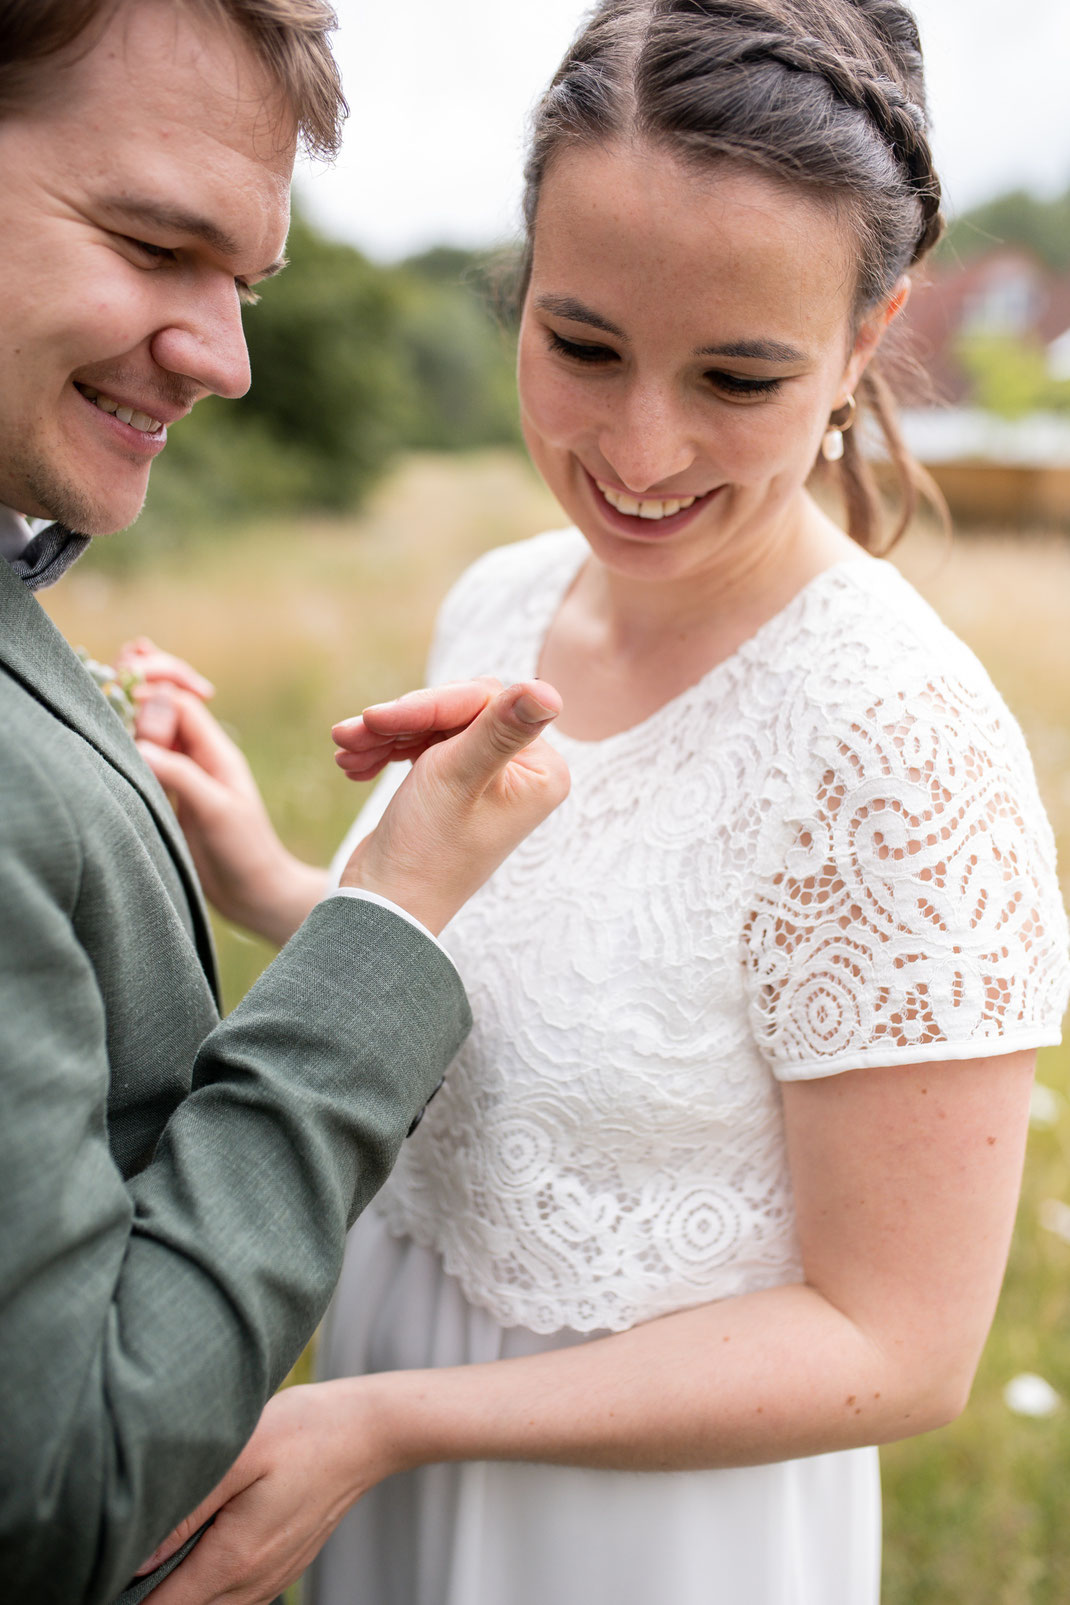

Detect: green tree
[941, 186, 1070, 274]
[393, 247, 520, 451]
[957, 333, 1070, 419]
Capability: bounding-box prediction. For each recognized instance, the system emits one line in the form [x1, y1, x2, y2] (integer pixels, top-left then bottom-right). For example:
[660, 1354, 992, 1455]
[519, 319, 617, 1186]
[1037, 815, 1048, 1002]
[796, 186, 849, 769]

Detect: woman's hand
[136, 1381, 395, 1605]
[122, 642, 571, 942]
[118, 638, 327, 945]
[331, 676, 506, 781]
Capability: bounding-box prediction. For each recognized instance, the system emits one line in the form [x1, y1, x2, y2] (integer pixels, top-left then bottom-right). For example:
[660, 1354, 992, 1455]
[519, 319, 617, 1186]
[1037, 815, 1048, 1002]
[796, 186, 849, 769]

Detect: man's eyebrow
[535, 296, 627, 340]
[99, 195, 287, 277]
[695, 338, 807, 363]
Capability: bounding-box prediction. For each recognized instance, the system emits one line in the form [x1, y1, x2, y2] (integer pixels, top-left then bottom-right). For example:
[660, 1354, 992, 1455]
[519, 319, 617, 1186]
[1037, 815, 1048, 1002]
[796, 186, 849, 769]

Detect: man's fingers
[431, 680, 563, 794]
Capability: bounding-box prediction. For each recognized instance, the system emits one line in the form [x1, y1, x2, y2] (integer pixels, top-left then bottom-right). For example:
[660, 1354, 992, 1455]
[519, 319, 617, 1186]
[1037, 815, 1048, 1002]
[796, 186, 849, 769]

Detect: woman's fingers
[333, 678, 502, 749]
[134, 1457, 254, 1578]
[333, 727, 432, 782]
[136, 690, 254, 792]
[135, 691, 182, 749]
[331, 679, 553, 783]
[117, 637, 216, 700]
[136, 739, 230, 821]
[337, 679, 568, 934]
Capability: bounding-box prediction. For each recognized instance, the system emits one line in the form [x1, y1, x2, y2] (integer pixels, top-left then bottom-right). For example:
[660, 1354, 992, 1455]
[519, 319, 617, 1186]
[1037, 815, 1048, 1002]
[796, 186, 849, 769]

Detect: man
[0, 3, 567, 1602]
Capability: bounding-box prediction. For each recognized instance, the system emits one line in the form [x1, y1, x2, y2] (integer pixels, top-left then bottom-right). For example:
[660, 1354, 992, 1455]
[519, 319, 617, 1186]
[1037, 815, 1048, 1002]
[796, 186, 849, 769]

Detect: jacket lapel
[0, 558, 219, 1000]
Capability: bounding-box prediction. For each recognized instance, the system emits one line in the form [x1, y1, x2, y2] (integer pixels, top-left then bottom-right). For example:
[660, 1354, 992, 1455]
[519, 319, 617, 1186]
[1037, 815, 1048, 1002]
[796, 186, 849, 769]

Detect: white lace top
[337, 529, 1070, 1335]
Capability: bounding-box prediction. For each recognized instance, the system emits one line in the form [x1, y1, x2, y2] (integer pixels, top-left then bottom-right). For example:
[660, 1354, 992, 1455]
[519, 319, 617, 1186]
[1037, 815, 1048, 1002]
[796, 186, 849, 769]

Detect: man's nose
[149, 282, 252, 401]
[598, 384, 697, 494]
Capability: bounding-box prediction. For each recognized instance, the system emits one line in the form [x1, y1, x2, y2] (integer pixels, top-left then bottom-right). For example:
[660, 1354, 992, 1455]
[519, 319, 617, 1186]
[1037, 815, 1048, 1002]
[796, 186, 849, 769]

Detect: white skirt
[309, 1211, 881, 1605]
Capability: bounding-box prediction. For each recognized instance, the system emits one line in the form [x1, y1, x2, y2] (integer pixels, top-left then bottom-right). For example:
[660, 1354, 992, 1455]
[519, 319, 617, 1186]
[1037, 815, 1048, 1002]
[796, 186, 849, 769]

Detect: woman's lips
[583, 466, 719, 538]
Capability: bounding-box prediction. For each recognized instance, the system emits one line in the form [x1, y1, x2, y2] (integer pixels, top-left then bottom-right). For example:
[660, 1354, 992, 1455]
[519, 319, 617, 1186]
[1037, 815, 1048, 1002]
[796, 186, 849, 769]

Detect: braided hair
[520, 0, 946, 551]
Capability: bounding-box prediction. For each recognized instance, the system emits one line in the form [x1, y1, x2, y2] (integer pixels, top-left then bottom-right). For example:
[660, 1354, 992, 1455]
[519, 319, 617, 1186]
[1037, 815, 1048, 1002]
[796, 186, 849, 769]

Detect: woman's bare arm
[142, 1049, 1033, 1605]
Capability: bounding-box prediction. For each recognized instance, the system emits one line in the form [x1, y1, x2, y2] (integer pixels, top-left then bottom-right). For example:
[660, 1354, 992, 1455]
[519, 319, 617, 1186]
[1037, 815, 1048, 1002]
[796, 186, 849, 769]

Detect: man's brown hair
[0, 0, 347, 156]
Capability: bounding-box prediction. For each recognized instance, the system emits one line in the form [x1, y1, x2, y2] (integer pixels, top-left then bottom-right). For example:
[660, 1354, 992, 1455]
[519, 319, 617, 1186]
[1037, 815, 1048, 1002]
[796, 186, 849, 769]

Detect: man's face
[0, 0, 294, 534]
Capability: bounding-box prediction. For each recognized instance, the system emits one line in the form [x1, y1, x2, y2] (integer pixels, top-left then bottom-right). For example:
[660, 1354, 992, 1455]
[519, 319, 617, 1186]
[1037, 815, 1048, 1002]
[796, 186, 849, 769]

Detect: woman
[131, 2, 1069, 1601]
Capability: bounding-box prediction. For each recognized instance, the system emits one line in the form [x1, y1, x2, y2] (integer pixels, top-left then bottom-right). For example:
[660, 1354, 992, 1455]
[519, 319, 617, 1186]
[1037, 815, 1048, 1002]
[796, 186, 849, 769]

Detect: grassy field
[43, 451, 1070, 1602]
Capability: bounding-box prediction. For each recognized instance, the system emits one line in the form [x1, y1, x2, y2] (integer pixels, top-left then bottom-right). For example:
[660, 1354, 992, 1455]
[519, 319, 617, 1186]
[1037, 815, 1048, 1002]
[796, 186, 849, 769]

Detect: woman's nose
[597, 385, 697, 494]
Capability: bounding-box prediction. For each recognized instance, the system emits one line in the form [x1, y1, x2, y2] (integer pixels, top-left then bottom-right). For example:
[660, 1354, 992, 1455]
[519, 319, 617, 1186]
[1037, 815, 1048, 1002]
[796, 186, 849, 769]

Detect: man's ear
[843, 274, 912, 396]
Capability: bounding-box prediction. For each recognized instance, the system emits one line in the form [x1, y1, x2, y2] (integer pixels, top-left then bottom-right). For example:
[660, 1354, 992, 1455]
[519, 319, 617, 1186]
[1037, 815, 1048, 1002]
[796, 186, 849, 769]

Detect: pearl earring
[821, 395, 857, 462]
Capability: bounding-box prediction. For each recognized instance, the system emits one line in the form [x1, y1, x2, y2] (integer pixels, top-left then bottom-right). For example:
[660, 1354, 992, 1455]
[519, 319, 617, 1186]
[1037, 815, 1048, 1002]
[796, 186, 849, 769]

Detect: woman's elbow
[884, 1350, 981, 1441]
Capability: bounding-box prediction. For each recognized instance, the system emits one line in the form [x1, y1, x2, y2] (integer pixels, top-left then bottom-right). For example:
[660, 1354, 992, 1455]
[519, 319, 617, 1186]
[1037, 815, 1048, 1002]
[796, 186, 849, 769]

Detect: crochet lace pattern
[359, 530, 1069, 1333]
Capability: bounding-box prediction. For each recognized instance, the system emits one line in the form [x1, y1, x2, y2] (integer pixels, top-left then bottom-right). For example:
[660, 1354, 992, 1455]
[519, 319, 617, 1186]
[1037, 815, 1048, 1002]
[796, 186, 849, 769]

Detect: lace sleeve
[743, 676, 1070, 1080]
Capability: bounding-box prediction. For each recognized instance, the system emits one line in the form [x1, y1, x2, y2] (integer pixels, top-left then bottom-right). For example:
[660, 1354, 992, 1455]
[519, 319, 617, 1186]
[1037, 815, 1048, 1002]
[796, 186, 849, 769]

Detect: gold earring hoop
[821, 394, 856, 462]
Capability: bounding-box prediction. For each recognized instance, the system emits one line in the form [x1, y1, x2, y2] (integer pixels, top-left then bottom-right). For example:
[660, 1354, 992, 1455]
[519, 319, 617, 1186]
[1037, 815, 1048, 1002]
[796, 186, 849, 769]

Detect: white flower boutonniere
[76, 647, 145, 735]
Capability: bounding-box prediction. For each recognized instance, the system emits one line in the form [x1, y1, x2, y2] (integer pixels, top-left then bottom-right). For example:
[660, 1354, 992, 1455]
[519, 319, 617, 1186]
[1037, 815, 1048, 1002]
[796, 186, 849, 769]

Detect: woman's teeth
[596, 479, 697, 520]
[77, 384, 163, 435]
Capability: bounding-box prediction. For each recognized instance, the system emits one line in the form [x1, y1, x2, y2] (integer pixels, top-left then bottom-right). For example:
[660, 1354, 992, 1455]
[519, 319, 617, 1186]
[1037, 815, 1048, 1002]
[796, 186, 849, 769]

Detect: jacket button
[406, 1076, 445, 1137]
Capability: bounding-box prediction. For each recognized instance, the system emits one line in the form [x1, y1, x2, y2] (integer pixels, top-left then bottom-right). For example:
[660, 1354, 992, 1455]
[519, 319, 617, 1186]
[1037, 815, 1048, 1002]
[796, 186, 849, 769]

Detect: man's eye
[124, 237, 177, 263]
[547, 332, 617, 365]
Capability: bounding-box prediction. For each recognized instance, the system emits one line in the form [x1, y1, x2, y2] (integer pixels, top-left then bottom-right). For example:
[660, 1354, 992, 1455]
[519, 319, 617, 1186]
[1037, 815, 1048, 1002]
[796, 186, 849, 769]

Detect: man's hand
[135, 1383, 388, 1605]
[334, 678, 569, 935]
[119, 639, 327, 945]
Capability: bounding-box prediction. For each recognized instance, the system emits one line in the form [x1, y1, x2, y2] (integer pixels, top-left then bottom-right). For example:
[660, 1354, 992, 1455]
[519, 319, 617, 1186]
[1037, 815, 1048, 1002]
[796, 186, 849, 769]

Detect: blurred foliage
[957, 334, 1070, 420]
[394, 246, 521, 451]
[126, 214, 519, 567]
[941, 184, 1070, 274]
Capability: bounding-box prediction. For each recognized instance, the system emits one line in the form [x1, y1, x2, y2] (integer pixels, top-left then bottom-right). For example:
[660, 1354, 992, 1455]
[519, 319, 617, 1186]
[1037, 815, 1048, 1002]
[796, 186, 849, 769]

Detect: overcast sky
[296, 0, 1070, 260]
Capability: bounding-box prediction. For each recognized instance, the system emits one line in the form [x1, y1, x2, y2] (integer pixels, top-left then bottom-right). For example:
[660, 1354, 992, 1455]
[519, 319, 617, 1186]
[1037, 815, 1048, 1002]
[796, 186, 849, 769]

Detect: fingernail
[514, 692, 557, 724]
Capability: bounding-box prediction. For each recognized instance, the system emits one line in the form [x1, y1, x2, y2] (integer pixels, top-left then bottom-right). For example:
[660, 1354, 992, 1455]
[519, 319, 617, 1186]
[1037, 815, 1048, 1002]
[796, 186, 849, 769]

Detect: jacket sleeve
[0, 740, 470, 1605]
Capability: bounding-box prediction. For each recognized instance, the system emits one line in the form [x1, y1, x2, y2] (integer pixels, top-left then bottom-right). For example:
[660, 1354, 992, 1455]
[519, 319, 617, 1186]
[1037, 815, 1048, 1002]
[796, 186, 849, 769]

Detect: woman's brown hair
[0, 0, 347, 158]
[520, 0, 947, 550]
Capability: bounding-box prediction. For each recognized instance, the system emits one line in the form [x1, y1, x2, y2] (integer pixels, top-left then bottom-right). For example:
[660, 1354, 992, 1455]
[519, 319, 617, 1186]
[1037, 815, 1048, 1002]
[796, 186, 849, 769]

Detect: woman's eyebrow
[695, 337, 806, 363]
[535, 295, 627, 339]
[534, 299, 807, 365]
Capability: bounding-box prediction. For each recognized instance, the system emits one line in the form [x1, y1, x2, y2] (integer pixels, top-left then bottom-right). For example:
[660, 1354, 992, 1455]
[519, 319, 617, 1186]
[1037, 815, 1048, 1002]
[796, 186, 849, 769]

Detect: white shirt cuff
[325, 887, 459, 976]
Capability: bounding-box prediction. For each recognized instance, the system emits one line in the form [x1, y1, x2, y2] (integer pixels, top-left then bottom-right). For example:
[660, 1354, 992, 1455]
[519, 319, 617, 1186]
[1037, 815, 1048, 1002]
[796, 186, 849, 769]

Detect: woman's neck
[540, 494, 865, 742]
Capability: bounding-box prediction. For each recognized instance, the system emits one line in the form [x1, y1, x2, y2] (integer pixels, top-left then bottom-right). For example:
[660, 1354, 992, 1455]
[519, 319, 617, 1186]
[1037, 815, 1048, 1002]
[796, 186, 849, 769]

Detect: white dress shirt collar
[0, 504, 37, 562]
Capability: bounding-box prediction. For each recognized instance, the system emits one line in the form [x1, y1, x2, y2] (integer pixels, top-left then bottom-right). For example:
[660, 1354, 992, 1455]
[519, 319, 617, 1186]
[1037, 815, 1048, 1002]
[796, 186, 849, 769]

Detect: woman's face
[517, 143, 896, 585]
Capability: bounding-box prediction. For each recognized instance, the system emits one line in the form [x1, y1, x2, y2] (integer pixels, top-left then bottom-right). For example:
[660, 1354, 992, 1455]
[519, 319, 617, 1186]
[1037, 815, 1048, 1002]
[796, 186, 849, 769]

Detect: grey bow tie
[9, 524, 91, 591]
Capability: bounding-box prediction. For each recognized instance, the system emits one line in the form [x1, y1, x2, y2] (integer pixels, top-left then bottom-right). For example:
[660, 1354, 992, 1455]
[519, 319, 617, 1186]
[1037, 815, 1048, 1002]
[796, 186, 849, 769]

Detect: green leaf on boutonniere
[75, 647, 144, 735]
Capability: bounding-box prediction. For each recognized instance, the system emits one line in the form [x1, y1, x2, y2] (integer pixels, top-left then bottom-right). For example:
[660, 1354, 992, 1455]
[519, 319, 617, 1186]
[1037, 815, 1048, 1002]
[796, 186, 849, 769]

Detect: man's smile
[73, 382, 165, 435]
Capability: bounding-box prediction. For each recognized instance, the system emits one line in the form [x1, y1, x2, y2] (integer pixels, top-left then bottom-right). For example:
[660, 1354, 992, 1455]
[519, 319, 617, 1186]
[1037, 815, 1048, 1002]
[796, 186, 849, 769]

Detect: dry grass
[41, 455, 1070, 1603]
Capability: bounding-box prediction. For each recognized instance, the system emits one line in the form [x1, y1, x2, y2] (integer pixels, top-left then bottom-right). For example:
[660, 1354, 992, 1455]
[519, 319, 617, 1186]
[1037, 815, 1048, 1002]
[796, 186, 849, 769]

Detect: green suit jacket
[0, 556, 471, 1604]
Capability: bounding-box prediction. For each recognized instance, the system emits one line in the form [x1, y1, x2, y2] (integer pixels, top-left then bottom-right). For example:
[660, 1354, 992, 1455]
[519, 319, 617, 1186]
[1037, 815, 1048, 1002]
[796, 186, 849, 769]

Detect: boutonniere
[76, 647, 144, 735]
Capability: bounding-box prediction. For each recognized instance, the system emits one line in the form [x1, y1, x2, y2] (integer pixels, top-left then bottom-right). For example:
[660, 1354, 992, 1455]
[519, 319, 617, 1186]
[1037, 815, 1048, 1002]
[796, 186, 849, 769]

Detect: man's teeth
[78, 384, 163, 435]
[596, 480, 697, 519]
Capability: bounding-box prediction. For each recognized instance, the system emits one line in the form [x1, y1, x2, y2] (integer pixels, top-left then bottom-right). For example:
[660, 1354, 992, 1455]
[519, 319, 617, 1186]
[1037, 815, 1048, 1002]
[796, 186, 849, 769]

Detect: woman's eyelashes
[707, 370, 784, 399]
[547, 331, 618, 364]
[546, 330, 783, 399]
